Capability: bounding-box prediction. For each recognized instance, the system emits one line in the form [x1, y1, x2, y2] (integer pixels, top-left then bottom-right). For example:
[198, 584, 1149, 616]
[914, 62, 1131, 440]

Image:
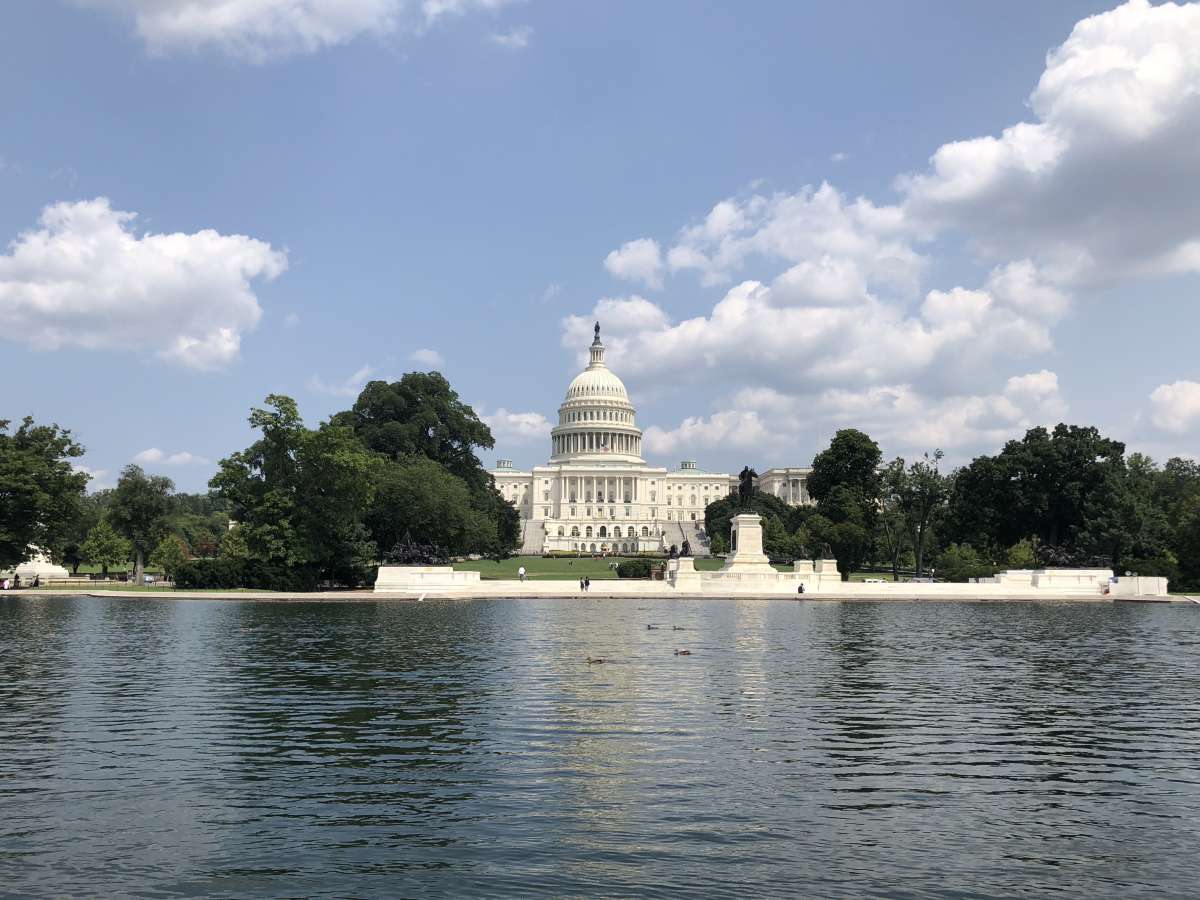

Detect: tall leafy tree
[365, 457, 498, 558]
[808, 429, 883, 504]
[210, 395, 381, 584]
[150, 534, 190, 580]
[877, 458, 909, 581]
[0, 417, 90, 570]
[898, 450, 947, 577]
[334, 374, 493, 486]
[108, 465, 175, 585]
[79, 518, 131, 576]
[334, 374, 519, 557]
[58, 490, 105, 574]
[948, 424, 1127, 564]
[808, 429, 882, 579]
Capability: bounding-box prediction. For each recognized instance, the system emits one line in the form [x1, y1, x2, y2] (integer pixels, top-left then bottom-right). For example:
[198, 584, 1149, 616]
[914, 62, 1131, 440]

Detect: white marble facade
[491, 324, 815, 555]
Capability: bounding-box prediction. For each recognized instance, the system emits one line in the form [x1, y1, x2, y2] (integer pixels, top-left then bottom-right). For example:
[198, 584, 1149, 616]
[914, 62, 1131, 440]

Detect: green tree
[808, 430, 882, 579]
[1006, 538, 1038, 569]
[150, 534, 190, 580]
[58, 491, 105, 574]
[808, 429, 882, 505]
[210, 395, 382, 584]
[333, 375, 520, 557]
[366, 457, 498, 559]
[948, 424, 1127, 563]
[898, 450, 947, 577]
[806, 486, 871, 578]
[79, 518, 132, 576]
[219, 525, 250, 560]
[704, 489, 803, 558]
[191, 530, 220, 559]
[877, 458, 909, 581]
[0, 417, 90, 570]
[1174, 503, 1200, 591]
[334, 373, 493, 485]
[935, 543, 995, 583]
[108, 465, 175, 585]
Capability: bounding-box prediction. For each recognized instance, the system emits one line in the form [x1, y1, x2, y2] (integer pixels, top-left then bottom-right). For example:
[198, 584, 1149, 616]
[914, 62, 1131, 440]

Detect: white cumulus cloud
[1150, 380, 1200, 434]
[481, 407, 552, 444]
[664, 182, 922, 293]
[490, 25, 531, 49]
[307, 364, 377, 398]
[409, 348, 445, 368]
[604, 238, 664, 289]
[72, 0, 512, 61]
[133, 447, 210, 466]
[899, 0, 1200, 286]
[0, 197, 286, 371]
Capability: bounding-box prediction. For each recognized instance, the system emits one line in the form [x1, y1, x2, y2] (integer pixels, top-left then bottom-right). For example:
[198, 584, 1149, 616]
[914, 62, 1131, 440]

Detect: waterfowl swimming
[674, 649, 692, 656]
[647, 624, 659, 630]
[672, 625, 685, 631]
[587, 656, 605, 664]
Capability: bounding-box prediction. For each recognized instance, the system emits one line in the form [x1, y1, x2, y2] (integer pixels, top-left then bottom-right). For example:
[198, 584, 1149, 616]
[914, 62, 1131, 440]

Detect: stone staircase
[517, 520, 545, 555]
[673, 520, 712, 557]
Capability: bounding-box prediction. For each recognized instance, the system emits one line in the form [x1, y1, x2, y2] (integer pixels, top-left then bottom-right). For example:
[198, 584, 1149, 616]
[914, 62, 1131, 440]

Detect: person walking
[518, 564, 526, 583]
[580, 577, 586, 592]
[584, 576, 591, 592]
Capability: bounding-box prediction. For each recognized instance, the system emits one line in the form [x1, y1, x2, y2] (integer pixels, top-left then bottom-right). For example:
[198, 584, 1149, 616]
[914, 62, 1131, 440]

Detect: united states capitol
[490, 323, 813, 556]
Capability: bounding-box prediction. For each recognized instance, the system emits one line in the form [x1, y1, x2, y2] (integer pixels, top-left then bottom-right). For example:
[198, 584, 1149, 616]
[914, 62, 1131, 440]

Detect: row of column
[563, 474, 638, 504]
[553, 431, 641, 456]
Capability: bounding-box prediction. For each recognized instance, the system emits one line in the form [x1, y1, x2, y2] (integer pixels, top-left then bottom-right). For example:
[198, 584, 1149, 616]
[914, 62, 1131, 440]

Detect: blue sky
[2, 0, 1198, 492]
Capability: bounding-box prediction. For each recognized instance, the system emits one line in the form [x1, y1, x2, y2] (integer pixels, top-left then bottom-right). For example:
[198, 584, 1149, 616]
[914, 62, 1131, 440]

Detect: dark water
[2, 597, 1199, 899]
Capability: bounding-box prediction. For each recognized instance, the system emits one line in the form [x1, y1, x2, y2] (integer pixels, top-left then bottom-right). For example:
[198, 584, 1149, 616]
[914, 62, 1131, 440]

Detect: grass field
[452, 555, 796, 580]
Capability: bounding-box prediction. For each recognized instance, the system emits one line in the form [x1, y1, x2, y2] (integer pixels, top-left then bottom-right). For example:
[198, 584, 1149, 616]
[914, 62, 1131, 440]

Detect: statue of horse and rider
[737, 465, 758, 507]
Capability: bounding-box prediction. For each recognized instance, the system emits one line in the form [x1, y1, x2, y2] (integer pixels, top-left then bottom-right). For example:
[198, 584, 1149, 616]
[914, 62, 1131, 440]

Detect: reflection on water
[2, 596, 1199, 898]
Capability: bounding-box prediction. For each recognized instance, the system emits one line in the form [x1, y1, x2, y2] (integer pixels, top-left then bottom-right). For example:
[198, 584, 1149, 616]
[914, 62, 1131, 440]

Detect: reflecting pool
[2, 596, 1198, 898]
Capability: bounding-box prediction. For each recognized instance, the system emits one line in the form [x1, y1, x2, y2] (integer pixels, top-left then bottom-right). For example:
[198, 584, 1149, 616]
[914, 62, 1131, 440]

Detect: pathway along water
[2, 595, 1199, 898]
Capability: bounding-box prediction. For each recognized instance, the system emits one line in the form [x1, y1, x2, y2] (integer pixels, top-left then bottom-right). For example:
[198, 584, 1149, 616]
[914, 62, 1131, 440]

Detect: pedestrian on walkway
[518, 565, 526, 583]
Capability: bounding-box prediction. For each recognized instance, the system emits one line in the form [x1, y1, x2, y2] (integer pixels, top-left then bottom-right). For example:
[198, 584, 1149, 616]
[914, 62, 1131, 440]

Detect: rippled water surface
[3, 596, 1200, 898]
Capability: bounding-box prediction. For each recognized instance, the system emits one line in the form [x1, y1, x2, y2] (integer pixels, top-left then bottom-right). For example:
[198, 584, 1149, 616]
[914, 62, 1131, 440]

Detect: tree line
[6, 386, 1198, 588]
[1, 372, 519, 588]
[705, 425, 1200, 589]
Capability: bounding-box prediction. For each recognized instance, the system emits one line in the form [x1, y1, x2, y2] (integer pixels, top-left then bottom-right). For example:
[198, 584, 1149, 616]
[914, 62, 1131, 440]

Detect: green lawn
[454, 557, 630, 580]
[453, 555, 798, 580]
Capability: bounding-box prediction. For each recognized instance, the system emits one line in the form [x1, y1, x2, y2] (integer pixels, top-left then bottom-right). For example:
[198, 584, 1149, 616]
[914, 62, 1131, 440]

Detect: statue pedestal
[668, 557, 703, 591]
[719, 513, 776, 575]
[814, 558, 840, 576]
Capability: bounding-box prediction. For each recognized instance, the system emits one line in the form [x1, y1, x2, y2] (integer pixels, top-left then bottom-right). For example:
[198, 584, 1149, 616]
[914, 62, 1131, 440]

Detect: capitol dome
[550, 323, 643, 462]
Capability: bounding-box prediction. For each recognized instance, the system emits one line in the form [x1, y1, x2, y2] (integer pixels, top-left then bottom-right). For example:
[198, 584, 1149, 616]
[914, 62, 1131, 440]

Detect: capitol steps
[673, 520, 712, 557]
[518, 520, 545, 555]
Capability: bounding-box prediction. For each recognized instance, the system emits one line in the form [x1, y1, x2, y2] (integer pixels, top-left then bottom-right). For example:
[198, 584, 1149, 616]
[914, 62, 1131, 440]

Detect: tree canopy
[0, 417, 90, 570]
[208, 380, 520, 587]
[108, 465, 175, 584]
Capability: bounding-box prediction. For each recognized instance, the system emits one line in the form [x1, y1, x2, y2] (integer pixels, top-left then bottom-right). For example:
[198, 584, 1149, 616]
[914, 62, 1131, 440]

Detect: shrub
[616, 558, 652, 579]
[174, 558, 321, 591]
[935, 543, 996, 582]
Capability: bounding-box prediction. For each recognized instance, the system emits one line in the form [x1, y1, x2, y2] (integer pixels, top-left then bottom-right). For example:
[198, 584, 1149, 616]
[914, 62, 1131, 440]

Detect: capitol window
[571, 526, 579, 536]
